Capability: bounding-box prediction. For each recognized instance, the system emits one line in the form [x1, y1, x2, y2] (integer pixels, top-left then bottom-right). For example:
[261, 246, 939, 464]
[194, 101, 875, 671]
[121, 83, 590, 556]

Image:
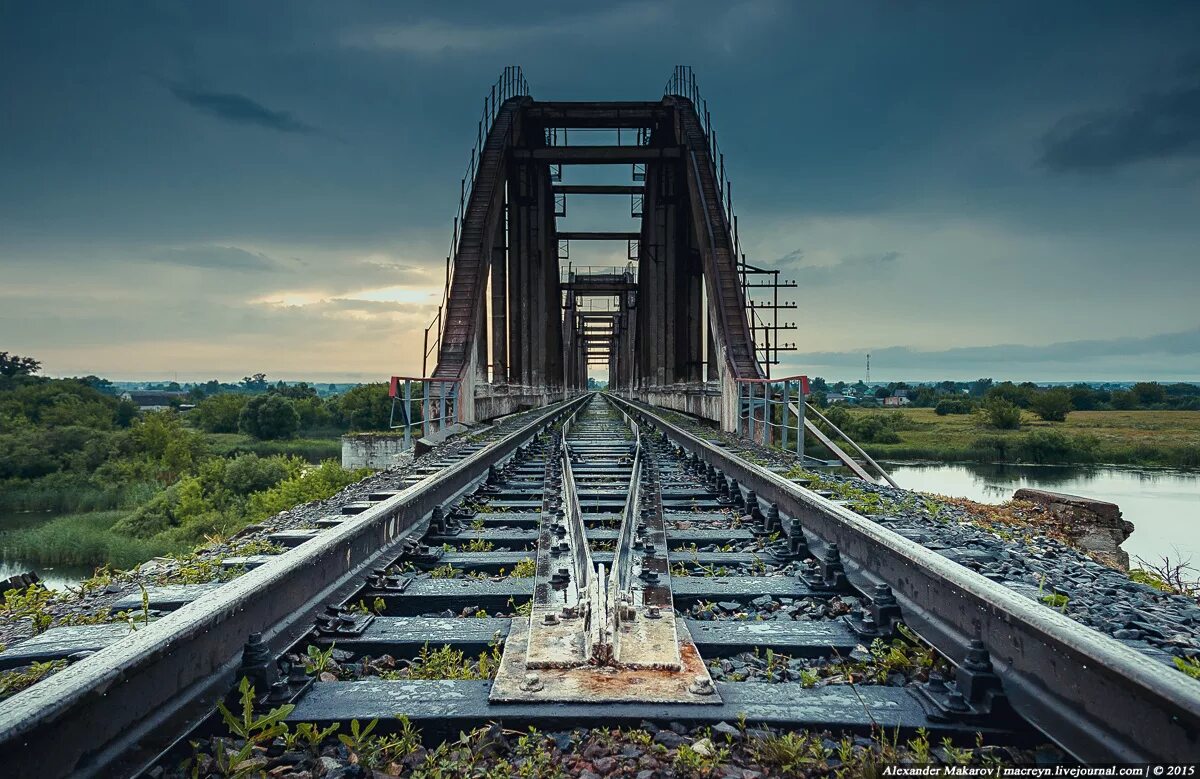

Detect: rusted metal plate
[491, 618, 719, 704]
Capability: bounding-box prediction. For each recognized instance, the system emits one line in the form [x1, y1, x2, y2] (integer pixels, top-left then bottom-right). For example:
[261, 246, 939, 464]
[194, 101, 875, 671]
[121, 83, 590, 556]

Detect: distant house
[826, 393, 847, 404]
[121, 390, 186, 411]
[883, 394, 911, 407]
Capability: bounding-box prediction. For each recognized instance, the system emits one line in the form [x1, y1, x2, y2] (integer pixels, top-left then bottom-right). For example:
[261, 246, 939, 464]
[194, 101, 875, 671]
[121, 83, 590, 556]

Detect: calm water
[0, 511, 94, 590]
[886, 463, 1200, 567]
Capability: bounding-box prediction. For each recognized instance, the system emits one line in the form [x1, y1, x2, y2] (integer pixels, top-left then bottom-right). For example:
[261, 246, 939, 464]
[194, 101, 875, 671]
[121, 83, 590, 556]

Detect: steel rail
[0, 395, 589, 778]
[561, 440, 593, 593]
[608, 395, 1200, 763]
[609, 435, 642, 598]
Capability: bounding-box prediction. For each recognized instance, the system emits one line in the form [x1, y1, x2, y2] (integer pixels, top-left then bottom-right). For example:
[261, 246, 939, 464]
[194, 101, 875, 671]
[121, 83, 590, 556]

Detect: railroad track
[1, 393, 1197, 776]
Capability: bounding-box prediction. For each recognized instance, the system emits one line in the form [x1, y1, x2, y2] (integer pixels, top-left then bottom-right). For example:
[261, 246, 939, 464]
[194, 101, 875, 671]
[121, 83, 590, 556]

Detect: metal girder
[557, 231, 642, 241]
[515, 146, 681, 164]
[553, 184, 644, 195]
[523, 101, 668, 128]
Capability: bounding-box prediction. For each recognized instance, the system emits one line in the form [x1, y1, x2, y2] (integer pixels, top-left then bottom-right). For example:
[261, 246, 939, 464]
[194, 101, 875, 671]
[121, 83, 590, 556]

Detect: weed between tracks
[174, 679, 1040, 778]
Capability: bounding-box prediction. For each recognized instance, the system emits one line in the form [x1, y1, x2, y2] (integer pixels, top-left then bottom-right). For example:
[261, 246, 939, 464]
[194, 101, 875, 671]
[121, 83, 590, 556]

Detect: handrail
[734, 375, 808, 454]
[423, 66, 530, 376]
[804, 401, 899, 488]
[387, 376, 461, 450]
[670, 66, 787, 375]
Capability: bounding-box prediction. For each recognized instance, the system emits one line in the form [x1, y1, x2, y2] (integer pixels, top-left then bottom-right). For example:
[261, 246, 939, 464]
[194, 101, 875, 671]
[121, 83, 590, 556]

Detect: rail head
[607, 394, 1200, 763]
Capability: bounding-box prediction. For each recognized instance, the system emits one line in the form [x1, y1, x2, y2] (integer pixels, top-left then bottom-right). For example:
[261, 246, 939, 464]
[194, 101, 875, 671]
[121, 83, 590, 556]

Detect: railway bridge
[416, 66, 796, 432]
[1, 67, 1198, 777]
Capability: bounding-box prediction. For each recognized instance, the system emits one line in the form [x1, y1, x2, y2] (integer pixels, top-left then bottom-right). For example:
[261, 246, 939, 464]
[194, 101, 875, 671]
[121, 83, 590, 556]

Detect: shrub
[1029, 389, 1071, 422]
[247, 460, 370, 520]
[191, 393, 249, 433]
[934, 398, 974, 416]
[1015, 430, 1087, 464]
[221, 453, 292, 496]
[239, 395, 299, 440]
[979, 398, 1022, 430]
[969, 435, 1013, 462]
[849, 416, 901, 444]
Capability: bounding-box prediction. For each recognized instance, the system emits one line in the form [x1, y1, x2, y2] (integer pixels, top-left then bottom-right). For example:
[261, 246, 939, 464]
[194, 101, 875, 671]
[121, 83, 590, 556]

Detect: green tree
[986, 382, 1033, 408]
[270, 381, 318, 400]
[238, 395, 299, 440]
[191, 393, 249, 433]
[333, 384, 392, 431]
[292, 396, 333, 430]
[968, 378, 993, 397]
[979, 397, 1022, 430]
[1131, 382, 1165, 406]
[1067, 383, 1099, 410]
[0, 352, 41, 377]
[1029, 388, 1072, 422]
[1110, 390, 1137, 410]
[240, 373, 269, 392]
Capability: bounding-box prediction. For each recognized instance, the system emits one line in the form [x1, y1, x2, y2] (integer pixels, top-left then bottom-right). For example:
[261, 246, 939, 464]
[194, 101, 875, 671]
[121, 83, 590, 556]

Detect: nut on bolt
[520, 672, 544, 692]
[688, 675, 716, 696]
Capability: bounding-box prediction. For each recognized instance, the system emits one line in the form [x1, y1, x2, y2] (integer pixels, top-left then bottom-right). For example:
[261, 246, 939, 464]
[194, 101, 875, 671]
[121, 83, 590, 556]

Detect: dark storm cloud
[1040, 71, 1200, 172]
[156, 246, 277, 272]
[166, 83, 320, 135]
[2, 1, 1199, 379]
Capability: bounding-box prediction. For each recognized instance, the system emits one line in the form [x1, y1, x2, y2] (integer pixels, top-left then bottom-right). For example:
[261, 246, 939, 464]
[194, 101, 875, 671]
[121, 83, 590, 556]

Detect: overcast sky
[2, 1, 1198, 383]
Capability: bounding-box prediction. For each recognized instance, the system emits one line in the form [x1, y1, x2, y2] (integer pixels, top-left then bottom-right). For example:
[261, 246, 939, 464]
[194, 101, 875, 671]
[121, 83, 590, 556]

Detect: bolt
[543, 613, 560, 625]
[688, 675, 716, 696]
[945, 691, 971, 712]
[520, 672, 544, 692]
[646, 605, 662, 619]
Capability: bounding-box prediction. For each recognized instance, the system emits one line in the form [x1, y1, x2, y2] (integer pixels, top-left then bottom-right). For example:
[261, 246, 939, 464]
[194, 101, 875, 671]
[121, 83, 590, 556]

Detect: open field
[840, 408, 1200, 468]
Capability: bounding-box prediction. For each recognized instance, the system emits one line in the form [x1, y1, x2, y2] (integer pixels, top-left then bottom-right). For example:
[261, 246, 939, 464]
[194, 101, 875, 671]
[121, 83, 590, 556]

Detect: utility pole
[866, 353, 870, 385]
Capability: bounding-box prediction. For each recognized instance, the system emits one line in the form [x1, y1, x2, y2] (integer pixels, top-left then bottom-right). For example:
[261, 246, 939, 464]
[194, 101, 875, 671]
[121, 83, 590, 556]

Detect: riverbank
[885, 462, 1200, 567]
[836, 408, 1200, 468]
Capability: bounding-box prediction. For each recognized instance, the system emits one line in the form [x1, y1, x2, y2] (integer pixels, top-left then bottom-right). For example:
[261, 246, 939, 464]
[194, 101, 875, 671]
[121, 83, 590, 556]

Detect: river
[885, 462, 1200, 568]
[0, 511, 94, 590]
